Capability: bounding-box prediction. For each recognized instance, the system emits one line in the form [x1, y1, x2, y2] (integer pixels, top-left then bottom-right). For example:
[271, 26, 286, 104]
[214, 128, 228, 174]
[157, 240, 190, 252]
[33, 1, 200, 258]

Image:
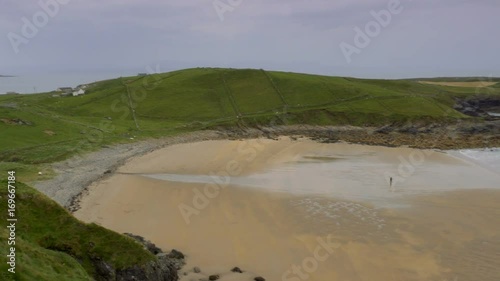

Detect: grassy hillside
[413, 77, 500, 83]
[0, 181, 155, 281]
[1, 68, 499, 180]
[1, 68, 499, 279]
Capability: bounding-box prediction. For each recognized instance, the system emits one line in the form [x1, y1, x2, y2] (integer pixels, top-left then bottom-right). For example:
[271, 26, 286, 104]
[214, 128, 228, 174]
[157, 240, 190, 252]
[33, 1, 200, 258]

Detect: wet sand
[75, 138, 500, 281]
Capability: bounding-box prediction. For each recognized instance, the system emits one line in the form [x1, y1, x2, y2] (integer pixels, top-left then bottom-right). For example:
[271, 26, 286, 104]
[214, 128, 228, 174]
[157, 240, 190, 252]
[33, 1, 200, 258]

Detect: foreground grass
[0, 181, 155, 280]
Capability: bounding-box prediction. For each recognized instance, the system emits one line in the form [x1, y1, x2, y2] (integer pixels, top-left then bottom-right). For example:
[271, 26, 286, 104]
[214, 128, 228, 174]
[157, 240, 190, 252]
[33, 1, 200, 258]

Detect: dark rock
[463, 107, 480, 117]
[124, 233, 163, 255]
[16, 119, 32, 125]
[90, 249, 179, 281]
[92, 258, 115, 280]
[158, 252, 185, 271]
[398, 126, 418, 135]
[231, 267, 243, 273]
[460, 124, 491, 134]
[167, 249, 184, 259]
[454, 96, 500, 117]
[419, 128, 433, 134]
[0, 118, 32, 126]
[116, 259, 178, 281]
[375, 125, 393, 134]
[118, 233, 185, 280]
[209, 275, 220, 280]
[254, 277, 266, 281]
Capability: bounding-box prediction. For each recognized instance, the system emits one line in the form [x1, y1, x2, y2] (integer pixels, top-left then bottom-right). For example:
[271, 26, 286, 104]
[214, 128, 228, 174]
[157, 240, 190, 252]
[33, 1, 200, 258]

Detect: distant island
[0, 75, 15, 77]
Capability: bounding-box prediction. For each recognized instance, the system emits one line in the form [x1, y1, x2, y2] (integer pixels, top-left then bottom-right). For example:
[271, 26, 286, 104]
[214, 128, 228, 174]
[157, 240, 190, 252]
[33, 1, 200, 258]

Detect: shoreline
[72, 136, 500, 281]
[33, 130, 226, 210]
[33, 125, 500, 211]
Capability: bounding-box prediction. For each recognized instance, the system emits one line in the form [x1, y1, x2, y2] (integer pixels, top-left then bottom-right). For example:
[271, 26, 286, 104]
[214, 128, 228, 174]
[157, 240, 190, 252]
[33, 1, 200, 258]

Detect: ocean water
[144, 148, 500, 208]
[0, 72, 134, 94]
[456, 148, 500, 174]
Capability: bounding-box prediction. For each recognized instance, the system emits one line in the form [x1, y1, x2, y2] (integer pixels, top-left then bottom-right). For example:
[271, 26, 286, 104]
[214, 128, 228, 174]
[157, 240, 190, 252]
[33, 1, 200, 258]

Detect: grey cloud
[0, 0, 499, 78]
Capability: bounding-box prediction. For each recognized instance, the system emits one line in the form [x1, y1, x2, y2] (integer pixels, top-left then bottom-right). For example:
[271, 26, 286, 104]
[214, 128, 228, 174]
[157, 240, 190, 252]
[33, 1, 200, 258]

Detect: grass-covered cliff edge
[0, 68, 499, 280]
[0, 180, 182, 281]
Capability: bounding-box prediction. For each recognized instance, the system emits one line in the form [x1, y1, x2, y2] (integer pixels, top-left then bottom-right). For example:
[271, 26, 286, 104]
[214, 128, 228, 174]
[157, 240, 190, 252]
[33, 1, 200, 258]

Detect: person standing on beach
[390, 177, 393, 187]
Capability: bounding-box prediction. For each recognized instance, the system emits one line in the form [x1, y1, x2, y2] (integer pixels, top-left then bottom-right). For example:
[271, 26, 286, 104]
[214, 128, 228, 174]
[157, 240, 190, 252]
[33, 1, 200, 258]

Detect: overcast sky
[1, 0, 499, 78]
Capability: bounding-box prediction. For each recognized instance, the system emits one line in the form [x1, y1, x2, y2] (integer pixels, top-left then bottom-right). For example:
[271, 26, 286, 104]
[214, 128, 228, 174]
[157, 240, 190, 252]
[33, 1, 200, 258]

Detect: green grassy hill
[1, 67, 499, 178]
[0, 181, 155, 281]
[1, 68, 499, 279]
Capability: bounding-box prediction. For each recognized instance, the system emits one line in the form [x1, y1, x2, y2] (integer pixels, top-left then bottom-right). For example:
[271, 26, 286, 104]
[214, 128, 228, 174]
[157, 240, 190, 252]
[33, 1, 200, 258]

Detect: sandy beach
[74, 138, 500, 281]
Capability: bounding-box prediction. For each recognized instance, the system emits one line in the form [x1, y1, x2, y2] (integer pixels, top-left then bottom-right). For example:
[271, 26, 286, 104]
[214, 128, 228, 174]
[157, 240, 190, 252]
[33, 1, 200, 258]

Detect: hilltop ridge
[1, 67, 499, 171]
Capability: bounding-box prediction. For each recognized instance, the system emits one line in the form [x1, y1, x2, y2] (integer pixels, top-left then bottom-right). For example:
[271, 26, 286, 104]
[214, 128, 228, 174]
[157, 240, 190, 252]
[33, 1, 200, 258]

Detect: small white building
[72, 89, 86, 96]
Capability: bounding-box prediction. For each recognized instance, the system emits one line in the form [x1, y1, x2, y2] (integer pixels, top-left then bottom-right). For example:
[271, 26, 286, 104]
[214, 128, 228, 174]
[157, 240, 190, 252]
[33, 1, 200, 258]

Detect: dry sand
[419, 81, 498, 88]
[75, 138, 500, 281]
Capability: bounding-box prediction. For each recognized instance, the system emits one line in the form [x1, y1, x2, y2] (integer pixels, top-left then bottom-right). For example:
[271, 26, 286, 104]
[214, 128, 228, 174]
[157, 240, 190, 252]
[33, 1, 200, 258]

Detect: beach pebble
[208, 275, 219, 280]
[231, 267, 243, 273]
[193, 266, 201, 273]
[168, 249, 185, 259]
[254, 277, 266, 281]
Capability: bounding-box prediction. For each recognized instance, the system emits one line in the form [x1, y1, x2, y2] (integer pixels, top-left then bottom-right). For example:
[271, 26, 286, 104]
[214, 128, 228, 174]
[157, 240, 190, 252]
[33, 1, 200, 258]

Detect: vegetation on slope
[0, 180, 155, 281]
[1, 68, 499, 179]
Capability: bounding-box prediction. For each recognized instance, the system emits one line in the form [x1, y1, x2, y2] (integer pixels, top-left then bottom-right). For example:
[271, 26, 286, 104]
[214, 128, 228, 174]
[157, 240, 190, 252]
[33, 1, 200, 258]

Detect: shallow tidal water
[75, 140, 500, 281]
[144, 148, 500, 208]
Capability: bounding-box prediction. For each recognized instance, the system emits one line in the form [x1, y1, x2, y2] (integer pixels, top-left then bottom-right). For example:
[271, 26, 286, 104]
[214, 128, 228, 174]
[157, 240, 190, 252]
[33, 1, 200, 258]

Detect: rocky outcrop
[182, 266, 266, 281]
[224, 121, 500, 150]
[125, 233, 163, 255]
[454, 96, 500, 118]
[0, 118, 32, 125]
[91, 257, 178, 281]
[115, 260, 177, 281]
[91, 234, 185, 281]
